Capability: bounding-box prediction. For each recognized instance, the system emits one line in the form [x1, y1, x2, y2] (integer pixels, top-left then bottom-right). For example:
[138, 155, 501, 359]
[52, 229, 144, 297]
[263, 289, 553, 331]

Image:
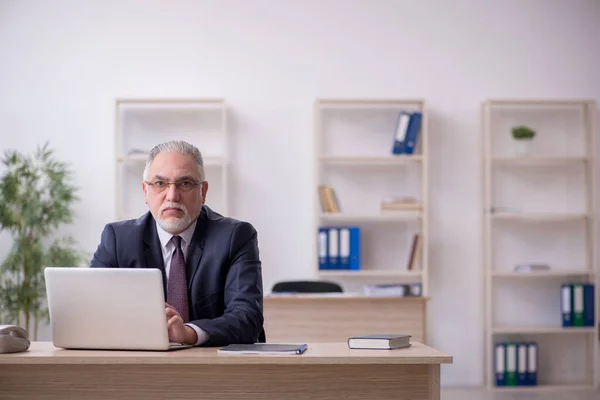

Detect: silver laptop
[44, 267, 192, 351]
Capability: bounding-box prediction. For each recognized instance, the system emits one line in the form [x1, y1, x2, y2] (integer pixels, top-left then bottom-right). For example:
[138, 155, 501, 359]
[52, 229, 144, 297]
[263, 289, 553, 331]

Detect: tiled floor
[441, 387, 600, 400]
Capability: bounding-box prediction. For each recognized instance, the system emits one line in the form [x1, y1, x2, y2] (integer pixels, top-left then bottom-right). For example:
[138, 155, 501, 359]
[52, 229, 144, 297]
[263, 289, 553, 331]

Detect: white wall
[1, 0, 599, 386]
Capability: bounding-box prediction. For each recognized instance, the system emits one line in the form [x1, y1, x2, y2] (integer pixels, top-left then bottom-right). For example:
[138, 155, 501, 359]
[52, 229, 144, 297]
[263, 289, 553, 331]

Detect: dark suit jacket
[90, 205, 265, 346]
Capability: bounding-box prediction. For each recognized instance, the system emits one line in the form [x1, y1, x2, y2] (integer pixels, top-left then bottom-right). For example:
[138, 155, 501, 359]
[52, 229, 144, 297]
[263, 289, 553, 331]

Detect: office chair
[271, 280, 343, 294]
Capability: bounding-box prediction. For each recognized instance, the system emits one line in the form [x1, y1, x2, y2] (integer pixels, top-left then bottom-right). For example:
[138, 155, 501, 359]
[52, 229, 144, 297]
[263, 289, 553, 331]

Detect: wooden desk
[0, 341, 451, 400]
[264, 294, 428, 343]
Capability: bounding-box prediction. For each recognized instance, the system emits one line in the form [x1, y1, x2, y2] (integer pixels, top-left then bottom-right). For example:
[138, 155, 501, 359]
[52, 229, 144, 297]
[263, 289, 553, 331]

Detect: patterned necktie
[167, 236, 189, 322]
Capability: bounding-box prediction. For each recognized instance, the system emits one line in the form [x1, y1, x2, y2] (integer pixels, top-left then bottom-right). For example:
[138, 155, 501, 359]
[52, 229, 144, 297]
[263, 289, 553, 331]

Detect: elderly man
[91, 140, 264, 346]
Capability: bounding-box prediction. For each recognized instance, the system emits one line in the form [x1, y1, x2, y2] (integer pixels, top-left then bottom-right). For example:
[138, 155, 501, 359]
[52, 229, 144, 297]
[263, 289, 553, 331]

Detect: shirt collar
[156, 218, 198, 251]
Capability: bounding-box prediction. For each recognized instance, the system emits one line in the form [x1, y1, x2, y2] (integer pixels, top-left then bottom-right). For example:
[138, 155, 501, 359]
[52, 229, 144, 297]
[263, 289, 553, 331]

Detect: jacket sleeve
[90, 224, 118, 268]
[190, 221, 264, 346]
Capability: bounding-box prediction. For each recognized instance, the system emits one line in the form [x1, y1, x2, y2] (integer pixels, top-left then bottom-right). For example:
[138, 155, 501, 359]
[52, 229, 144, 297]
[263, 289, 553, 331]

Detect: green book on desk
[218, 343, 308, 355]
[348, 334, 411, 350]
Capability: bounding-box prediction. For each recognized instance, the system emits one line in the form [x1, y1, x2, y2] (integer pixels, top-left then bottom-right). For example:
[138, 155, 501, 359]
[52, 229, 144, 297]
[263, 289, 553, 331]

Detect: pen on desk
[296, 344, 308, 354]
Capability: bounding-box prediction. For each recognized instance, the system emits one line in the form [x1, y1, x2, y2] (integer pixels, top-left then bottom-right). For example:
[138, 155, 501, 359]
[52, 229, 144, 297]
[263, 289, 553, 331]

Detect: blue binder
[339, 227, 350, 269]
[392, 111, 411, 154]
[526, 342, 537, 386]
[328, 227, 340, 269]
[517, 343, 528, 385]
[318, 227, 329, 270]
[349, 227, 360, 270]
[338, 226, 360, 270]
[583, 284, 595, 327]
[561, 284, 573, 327]
[495, 343, 506, 386]
[402, 112, 422, 155]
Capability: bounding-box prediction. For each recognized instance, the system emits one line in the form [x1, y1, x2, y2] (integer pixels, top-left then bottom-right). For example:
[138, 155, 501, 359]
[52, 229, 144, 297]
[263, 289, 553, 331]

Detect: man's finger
[165, 307, 180, 318]
[167, 315, 182, 329]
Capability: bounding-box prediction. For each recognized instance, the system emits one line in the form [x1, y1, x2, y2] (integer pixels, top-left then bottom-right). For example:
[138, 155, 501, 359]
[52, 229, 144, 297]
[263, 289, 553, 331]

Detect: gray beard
[157, 213, 193, 234]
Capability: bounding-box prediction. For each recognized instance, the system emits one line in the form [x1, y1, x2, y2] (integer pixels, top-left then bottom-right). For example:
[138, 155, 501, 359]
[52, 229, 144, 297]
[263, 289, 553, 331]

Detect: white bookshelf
[312, 98, 429, 296]
[114, 98, 229, 221]
[482, 99, 599, 391]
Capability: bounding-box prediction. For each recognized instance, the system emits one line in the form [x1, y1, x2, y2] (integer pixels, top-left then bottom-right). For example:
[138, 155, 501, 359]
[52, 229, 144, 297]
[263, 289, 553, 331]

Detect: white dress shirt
[156, 219, 209, 345]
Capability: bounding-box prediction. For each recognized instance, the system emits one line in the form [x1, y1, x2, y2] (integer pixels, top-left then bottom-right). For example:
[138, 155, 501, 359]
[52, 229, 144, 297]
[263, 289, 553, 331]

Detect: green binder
[505, 343, 517, 386]
[572, 283, 585, 327]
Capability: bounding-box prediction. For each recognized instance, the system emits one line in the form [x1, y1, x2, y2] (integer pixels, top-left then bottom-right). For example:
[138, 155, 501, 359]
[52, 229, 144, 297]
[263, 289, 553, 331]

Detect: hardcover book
[348, 334, 411, 350]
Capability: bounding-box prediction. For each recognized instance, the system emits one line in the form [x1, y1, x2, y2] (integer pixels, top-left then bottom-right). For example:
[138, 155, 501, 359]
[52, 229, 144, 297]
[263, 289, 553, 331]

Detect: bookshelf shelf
[489, 212, 589, 222]
[318, 212, 422, 223]
[316, 98, 426, 110]
[491, 327, 596, 334]
[114, 98, 229, 221]
[484, 99, 595, 106]
[491, 270, 594, 278]
[490, 156, 589, 166]
[319, 155, 422, 166]
[318, 270, 422, 278]
[492, 384, 595, 392]
[482, 99, 598, 390]
[117, 154, 226, 166]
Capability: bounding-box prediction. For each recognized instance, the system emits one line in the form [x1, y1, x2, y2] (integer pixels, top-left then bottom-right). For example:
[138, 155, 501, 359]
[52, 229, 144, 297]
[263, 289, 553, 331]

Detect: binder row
[561, 283, 595, 327]
[391, 111, 422, 155]
[495, 342, 537, 387]
[318, 227, 360, 270]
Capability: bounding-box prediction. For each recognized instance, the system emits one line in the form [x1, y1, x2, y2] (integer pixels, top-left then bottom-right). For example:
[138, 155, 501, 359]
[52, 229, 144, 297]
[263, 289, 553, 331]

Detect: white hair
[142, 140, 205, 181]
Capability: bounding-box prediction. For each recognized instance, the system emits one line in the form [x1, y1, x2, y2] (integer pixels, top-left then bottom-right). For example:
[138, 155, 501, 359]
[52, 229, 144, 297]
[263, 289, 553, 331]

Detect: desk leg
[429, 364, 440, 400]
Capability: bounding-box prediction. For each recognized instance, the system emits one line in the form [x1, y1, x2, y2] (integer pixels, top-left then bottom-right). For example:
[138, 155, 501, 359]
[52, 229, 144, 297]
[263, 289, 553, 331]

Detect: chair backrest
[271, 280, 343, 294]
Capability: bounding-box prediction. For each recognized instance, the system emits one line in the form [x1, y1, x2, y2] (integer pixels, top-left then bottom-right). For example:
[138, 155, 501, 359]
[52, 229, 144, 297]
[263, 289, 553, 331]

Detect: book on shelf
[348, 334, 411, 350]
[495, 342, 537, 387]
[318, 185, 340, 213]
[391, 111, 422, 155]
[406, 233, 423, 270]
[513, 263, 550, 273]
[318, 226, 360, 270]
[380, 196, 423, 212]
[561, 283, 595, 327]
[127, 148, 150, 156]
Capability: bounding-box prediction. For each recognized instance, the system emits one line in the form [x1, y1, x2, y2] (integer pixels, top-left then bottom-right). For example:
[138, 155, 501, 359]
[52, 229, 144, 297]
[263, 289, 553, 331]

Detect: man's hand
[165, 303, 198, 345]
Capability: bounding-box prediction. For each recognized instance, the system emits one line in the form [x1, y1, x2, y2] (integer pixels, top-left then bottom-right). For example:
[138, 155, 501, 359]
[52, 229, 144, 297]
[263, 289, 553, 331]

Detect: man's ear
[142, 181, 148, 204]
[201, 181, 209, 204]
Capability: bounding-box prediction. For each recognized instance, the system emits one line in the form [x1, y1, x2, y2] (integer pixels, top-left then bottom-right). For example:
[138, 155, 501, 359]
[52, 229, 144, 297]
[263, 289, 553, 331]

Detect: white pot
[514, 139, 533, 156]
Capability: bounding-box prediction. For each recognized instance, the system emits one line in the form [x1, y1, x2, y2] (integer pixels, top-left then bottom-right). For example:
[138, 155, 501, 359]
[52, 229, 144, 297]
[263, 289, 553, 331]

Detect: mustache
[160, 202, 189, 214]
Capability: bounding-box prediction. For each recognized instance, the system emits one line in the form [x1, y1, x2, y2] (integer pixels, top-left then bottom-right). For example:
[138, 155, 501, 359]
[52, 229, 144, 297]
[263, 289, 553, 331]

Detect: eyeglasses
[144, 180, 205, 193]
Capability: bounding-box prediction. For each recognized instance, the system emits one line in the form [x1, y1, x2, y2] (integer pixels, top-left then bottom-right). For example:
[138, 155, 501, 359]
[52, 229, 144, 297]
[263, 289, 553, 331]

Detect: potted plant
[511, 125, 536, 156]
[0, 143, 87, 340]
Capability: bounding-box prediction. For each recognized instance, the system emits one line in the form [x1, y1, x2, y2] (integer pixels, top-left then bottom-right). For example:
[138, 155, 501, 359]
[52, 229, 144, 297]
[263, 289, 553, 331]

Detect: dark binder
[583, 284, 595, 327]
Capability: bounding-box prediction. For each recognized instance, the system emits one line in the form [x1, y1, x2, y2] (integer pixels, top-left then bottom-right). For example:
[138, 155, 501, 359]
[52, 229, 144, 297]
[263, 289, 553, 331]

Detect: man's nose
[165, 183, 180, 201]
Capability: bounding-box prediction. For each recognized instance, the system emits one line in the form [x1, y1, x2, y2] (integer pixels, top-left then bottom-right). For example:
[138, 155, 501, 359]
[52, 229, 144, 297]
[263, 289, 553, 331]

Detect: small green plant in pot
[0, 143, 87, 339]
[511, 125, 536, 156]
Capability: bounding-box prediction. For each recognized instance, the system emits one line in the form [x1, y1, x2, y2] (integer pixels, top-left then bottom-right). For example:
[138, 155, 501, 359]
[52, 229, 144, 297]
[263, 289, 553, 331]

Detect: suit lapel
[187, 207, 208, 290]
[143, 216, 167, 298]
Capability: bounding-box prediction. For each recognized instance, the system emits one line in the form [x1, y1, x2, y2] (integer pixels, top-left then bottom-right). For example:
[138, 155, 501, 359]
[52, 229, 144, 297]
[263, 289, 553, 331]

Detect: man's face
[142, 152, 208, 234]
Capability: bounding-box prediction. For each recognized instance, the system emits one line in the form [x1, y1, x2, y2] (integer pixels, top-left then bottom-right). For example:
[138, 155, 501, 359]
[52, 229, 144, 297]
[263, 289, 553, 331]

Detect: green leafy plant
[0, 143, 87, 339]
[511, 125, 536, 140]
